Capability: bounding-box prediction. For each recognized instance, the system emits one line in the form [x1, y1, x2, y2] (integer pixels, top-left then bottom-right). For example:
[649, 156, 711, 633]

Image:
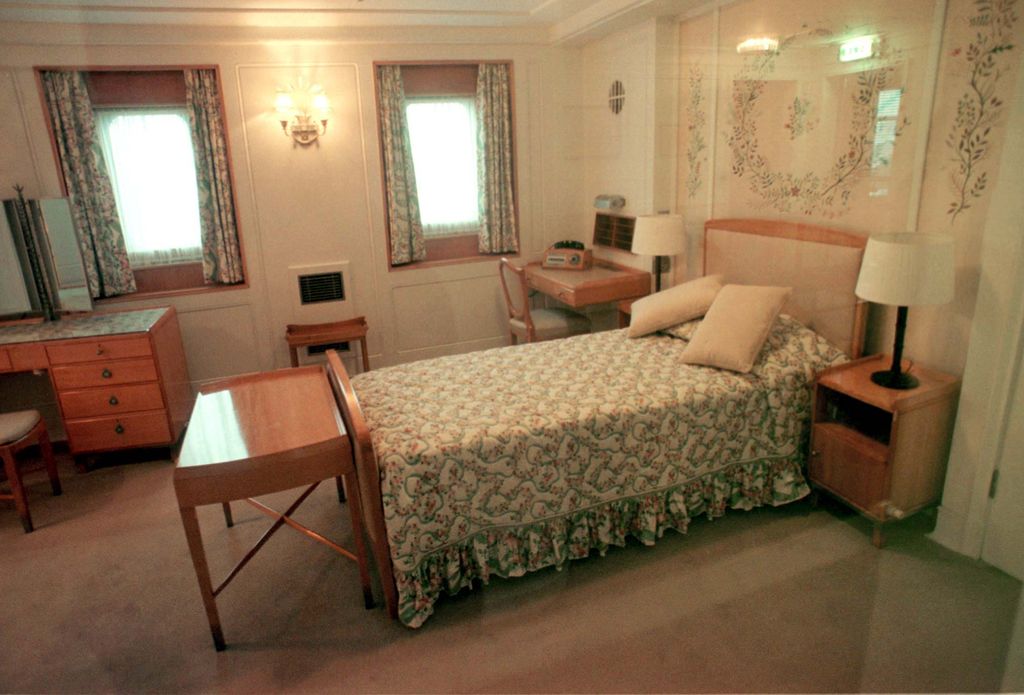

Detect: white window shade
[96, 108, 203, 267]
[405, 98, 480, 237]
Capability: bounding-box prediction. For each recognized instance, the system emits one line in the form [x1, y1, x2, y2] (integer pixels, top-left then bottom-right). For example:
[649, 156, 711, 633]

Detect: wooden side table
[809, 354, 960, 547]
[173, 366, 373, 651]
[286, 316, 369, 372]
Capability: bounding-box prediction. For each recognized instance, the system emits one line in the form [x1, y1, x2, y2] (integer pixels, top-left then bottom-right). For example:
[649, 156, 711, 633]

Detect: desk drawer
[51, 358, 158, 390]
[47, 336, 152, 365]
[59, 383, 166, 419]
[66, 411, 171, 453]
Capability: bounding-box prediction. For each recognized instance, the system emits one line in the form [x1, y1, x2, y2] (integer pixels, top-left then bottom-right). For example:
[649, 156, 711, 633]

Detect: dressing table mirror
[2, 194, 92, 319]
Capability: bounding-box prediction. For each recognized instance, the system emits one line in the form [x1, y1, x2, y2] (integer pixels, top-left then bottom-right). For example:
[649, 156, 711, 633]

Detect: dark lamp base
[871, 369, 920, 390]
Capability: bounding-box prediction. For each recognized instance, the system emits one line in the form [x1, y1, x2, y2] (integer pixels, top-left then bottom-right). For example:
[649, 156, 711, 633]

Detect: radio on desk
[542, 240, 592, 270]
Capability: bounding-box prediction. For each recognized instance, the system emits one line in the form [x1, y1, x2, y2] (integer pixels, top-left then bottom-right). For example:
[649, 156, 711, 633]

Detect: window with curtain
[38, 67, 244, 297]
[95, 108, 204, 268]
[405, 97, 480, 237]
[375, 62, 519, 267]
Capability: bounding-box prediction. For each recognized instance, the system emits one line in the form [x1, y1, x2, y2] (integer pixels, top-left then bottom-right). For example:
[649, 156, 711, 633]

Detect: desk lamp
[632, 214, 685, 292]
[854, 232, 954, 389]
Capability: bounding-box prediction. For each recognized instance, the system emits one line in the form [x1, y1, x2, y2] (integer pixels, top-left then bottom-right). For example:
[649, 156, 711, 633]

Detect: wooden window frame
[34, 64, 248, 302]
[374, 60, 521, 271]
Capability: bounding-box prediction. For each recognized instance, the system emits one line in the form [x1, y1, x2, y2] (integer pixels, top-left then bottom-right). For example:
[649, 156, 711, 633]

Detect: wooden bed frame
[329, 218, 868, 620]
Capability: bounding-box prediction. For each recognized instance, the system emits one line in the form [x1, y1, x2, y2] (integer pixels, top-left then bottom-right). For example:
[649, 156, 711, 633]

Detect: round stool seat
[0, 410, 41, 446]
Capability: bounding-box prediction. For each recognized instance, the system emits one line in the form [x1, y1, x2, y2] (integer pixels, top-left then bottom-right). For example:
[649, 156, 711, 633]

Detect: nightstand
[809, 354, 960, 547]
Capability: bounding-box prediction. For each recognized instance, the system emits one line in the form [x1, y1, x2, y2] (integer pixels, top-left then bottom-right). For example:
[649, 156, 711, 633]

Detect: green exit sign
[840, 36, 876, 62]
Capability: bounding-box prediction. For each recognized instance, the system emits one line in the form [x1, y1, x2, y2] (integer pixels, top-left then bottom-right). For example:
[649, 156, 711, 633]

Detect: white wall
[931, 57, 1024, 571]
[580, 17, 680, 287]
[0, 22, 584, 411]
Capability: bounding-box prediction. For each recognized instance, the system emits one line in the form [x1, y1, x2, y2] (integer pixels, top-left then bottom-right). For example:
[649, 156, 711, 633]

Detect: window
[376, 62, 519, 268]
[38, 67, 244, 299]
[95, 108, 204, 268]
[405, 97, 480, 237]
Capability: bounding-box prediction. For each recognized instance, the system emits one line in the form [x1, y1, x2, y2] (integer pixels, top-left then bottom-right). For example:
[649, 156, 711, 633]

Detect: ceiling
[0, 0, 709, 43]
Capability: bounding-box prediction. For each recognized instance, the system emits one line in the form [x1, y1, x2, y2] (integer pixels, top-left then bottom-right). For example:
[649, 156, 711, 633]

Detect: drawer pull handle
[102, 369, 112, 379]
[109, 395, 119, 406]
[115, 423, 125, 435]
[96, 345, 105, 356]
[811, 450, 820, 457]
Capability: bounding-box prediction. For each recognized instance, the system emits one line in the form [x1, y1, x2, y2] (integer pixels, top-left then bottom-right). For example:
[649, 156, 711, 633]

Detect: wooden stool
[286, 317, 370, 373]
[0, 410, 61, 533]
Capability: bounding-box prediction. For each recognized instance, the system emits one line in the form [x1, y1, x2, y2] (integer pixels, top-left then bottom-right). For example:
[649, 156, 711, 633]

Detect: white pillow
[681, 284, 792, 373]
[627, 275, 724, 338]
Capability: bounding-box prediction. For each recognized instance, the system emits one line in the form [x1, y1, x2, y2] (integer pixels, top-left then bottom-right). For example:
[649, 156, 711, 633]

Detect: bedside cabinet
[809, 354, 960, 547]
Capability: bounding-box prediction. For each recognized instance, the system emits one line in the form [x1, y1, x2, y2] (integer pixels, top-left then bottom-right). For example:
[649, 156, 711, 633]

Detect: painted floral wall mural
[675, 0, 1023, 375]
[725, 30, 911, 217]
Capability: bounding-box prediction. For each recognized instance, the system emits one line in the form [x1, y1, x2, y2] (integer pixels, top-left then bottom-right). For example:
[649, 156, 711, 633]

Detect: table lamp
[854, 232, 954, 389]
[632, 214, 685, 292]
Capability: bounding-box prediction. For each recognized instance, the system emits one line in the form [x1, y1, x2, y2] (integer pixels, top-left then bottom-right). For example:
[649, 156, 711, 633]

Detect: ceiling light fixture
[736, 37, 779, 54]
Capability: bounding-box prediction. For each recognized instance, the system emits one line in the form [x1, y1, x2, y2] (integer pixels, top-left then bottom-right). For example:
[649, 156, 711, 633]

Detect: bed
[327, 219, 868, 628]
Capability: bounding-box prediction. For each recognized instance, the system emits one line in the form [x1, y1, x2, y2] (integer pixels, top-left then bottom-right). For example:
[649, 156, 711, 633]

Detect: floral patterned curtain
[184, 69, 245, 285]
[376, 65, 426, 265]
[40, 70, 136, 299]
[475, 64, 518, 255]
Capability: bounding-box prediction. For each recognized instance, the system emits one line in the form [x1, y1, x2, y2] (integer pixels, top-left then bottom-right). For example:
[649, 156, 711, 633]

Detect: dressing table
[0, 307, 192, 456]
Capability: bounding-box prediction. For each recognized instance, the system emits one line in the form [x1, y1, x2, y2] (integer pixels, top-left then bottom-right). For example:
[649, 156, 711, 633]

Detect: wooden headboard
[703, 219, 867, 358]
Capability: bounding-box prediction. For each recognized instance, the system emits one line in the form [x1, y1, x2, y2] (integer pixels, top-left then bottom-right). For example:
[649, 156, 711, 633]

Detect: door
[981, 343, 1024, 581]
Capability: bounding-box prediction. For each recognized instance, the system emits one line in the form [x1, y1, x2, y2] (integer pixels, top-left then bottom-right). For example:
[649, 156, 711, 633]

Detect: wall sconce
[275, 80, 330, 146]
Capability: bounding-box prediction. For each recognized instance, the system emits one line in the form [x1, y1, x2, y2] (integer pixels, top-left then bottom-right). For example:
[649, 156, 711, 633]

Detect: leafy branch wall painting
[685, 65, 709, 199]
[946, 0, 1019, 221]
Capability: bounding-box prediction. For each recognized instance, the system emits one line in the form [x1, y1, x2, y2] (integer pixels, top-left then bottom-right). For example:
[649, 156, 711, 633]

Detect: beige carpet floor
[0, 450, 1020, 693]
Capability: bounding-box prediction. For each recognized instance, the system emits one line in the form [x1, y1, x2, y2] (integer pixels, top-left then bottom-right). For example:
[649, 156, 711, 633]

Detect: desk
[524, 261, 650, 309]
[174, 366, 373, 650]
[0, 307, 192, 456]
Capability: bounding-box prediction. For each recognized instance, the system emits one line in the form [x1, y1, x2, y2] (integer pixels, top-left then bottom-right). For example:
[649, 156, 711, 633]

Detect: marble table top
[0, 308, 168, 345]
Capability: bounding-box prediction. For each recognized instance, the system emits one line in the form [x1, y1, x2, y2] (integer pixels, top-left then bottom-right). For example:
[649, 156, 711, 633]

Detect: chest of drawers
[0, 307, 193, 456]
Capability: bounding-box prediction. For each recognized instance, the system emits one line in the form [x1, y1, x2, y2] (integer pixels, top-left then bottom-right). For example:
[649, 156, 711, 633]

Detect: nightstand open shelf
[809, 355, 960, 547]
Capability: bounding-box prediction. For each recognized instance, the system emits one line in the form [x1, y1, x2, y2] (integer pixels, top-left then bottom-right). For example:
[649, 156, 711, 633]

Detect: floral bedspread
[351, 316, 846, 627]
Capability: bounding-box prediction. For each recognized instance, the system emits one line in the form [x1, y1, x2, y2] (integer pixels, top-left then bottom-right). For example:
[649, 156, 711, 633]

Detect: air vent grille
[298, 272, 344, 305]
[592, 213, 636, 252]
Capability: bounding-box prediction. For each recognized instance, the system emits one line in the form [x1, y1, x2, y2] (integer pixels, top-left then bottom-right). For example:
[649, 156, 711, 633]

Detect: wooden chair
[498, 258, 591, 344]
[0, 410, 61, 533]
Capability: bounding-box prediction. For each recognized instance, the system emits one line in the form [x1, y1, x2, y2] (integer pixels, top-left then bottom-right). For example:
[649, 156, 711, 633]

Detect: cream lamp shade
[632, 214, 685, 292]
[631, 214, 686, 256]
[854, 232, 954, 390]
[855, 233, 954, 307]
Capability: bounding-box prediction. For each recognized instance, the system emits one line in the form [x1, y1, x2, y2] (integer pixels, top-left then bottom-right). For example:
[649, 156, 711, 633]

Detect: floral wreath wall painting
[727, 30, 910, 218]
[946, 0, 1019, 222]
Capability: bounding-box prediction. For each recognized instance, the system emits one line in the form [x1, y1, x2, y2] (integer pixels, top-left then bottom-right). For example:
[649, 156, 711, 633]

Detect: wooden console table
[0, 307, 192, 456]
[174, 366, 373, 650]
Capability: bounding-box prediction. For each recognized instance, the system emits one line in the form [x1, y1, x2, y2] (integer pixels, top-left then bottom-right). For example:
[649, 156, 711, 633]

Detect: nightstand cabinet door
[810, 423, 889, 513]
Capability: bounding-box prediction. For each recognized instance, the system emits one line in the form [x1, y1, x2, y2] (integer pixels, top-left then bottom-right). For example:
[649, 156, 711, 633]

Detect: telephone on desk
[542, 240, 593, 271]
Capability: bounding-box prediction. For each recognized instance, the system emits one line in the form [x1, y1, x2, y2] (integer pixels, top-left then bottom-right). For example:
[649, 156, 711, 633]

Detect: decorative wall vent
[608, 80, 625, 114]
[298, 271, 344, 304]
